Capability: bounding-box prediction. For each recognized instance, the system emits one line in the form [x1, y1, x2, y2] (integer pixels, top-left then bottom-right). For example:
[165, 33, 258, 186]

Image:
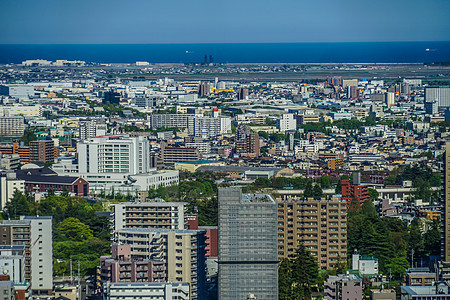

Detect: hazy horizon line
[0, 40, 449, 46]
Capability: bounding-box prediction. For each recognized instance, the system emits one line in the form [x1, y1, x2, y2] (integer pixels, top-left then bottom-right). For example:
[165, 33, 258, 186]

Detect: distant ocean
[0, 42, 449, 64]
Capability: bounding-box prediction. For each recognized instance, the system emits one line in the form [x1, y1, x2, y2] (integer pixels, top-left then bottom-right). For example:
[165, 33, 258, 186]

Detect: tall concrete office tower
[443, 142, 450, 261]
[218, 187, 278, 300]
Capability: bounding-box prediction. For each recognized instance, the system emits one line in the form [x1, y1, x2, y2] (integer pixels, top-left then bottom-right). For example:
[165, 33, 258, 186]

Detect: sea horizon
[0, 41, 449, 64]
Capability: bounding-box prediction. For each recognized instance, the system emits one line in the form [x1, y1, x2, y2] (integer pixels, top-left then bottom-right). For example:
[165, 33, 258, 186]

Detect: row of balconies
[128, 207, 171, 212]
[126, 213, 171, 218]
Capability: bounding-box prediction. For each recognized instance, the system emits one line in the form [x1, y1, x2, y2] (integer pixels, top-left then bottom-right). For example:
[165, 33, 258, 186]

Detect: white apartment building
[79, 121, 107, 140]
[235, 113, 267, 125]
[78, 136, 151, 174]
[0, 245, 26, 283]
[55, 136, 179, 194]
[0, 173, 25, 209]
[185, 142, 211, 154]
[190, 116, 231, 138]
[113, 201, 186, 231]
[103, 282, 190, 300]
[0, 216, 53, 297]
[425, 86, 450, 108]
[386, 92, 395, 107]
[276, 114, 297, 132]
[0, 117, 26, 137]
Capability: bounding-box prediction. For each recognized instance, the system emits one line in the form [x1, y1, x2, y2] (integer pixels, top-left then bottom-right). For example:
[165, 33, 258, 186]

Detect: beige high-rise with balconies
[277, 197, 347, 270]
[442, 142, 450, 261]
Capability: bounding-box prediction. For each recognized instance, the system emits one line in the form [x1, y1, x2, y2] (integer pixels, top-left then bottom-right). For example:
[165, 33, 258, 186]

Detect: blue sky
[0, 0, 449, 44]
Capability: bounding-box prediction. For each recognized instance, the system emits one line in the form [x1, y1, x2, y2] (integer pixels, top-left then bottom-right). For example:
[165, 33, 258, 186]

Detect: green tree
[368, 188, 379, 201]
[413, 178, 432, 202]
[291, 244, 319, 299]
[278, 258, 293, 299]
[258, 131, 269, 139]
[424, 218, 441, 256]
[2, 190, 34, 219]
[313, 184, 323, 200]
[319, 176, 331, 189]
[254, 178, 272, 188]
[55, 217, 94, 242]
[304, 180, 313, 199]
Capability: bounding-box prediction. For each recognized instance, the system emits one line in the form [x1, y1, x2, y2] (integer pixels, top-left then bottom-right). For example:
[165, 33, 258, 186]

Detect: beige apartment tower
[277, 197, 347, 270]
[443, 142, 450, 261]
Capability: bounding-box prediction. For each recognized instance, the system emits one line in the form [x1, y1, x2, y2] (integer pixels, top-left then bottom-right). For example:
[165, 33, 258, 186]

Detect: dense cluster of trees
[279, 244, 319, 299]
[148, 172, 219, 226]
[348, 198, 440, 280]
[384, 163, 441, 202]
[2, 191, 110, 276]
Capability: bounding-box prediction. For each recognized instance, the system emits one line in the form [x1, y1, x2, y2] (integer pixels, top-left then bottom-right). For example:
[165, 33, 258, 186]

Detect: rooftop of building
[176, 160, 224, 165]
[0, 216, 52, 224]
[0, 245, 25, 250]
[197, 165, 286, 173]
[113, 201, 186, 207]
[328, 274, 362, 282]
[401, 284, 449, 296]
[242, 193, 275, 203]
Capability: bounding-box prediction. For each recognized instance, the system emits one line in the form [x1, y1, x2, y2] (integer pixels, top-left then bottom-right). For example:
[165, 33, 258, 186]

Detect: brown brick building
[277, 198, 348, 270]
[161, 145, 200, 164]
[29, 140, 56, 163]
[341, 179, 369, 205]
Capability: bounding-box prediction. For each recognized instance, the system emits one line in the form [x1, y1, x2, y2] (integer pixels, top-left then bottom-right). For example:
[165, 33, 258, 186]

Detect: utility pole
[78, 260, 81, 300]
[389, 268, 391, 290]
[70, 257, 73, 285]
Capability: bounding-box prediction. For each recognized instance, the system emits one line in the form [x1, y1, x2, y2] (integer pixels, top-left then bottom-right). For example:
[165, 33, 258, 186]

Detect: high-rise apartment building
[442, 142, 450, 261]
[113, 201, 186, 231]
[100, 244, 166, 283]
[116, 228, 206, 300]
[160, 145, 200, 164]
[276, 114, 297, 132]
[0, 117, 26, 137]
[198, 82, 210, 97]
[385, 92, 395, 107]
[235, 124, 260, 157]
[79, 121, 107, 140]
[191, 116, 231, 138]
[103, 90, 121, 105]
[425, 86, 450, 108]
[237, 88, 249, 100]
[425, 101, 439, 115]
[341, 179, 369, 205]
[0, 142, 30, 163]
[0, 216, 52, 297]
[277, 197, 348, 270]
[29, 140, 56, 164]
[218, 187, 278, 300]
[149, 114, 195, 130]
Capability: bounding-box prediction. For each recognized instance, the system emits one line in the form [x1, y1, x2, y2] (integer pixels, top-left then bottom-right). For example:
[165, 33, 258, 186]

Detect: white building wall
[27, 217, 52, 292]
